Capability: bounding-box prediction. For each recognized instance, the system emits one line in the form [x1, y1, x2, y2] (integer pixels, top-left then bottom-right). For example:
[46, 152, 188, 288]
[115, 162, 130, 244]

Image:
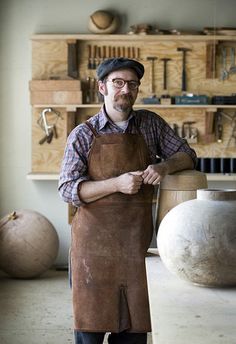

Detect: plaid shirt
[58, 105, 197, 207]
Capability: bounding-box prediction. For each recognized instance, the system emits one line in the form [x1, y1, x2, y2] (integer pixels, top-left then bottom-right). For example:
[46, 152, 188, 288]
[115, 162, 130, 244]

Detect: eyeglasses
[106, 78, 140, 90]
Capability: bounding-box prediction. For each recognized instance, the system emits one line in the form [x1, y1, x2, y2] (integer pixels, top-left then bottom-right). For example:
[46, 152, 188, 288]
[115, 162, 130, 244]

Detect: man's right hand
[115, 171, 143, 194]
[79, 171, 144, 203]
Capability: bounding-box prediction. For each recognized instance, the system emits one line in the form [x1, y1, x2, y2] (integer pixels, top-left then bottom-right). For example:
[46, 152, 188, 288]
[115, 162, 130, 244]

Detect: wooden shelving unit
[29, 33, 236, 180]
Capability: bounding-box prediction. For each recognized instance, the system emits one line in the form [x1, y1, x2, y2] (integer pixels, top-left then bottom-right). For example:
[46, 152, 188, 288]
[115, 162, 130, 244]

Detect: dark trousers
[74, 331, 147, 344]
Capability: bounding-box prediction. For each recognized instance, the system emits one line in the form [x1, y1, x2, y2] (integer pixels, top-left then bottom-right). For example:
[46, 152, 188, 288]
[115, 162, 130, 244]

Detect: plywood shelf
[32, 104, 236, 110]
[27, 172, 236, 182]
[31, 34, 236, 42]
[27, 173, 59, 180]
[206, 173, 236, 181]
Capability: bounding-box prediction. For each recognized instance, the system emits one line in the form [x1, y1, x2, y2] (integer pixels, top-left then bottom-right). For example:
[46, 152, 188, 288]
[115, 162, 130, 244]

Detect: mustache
[114, 94, 133, 102]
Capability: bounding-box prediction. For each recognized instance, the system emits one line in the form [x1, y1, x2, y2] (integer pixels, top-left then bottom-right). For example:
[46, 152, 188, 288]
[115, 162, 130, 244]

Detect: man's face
[98, 69, 140, 114]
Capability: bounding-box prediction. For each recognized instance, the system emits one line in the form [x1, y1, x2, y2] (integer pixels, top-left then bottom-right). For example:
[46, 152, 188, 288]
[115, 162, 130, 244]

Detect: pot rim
[197, 188, 236, 201]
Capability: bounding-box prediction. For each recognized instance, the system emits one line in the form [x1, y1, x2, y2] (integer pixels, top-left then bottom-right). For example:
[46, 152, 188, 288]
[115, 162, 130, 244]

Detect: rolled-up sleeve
[58, 125, 91, 207]
[151, 112, 197, 167]
[159, 123, 197, 167]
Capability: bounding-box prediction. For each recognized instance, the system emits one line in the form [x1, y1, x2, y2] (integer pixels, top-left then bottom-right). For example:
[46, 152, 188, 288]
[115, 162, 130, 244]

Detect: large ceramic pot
[0, 210, 59, 279]
[157, 189, 236, 287]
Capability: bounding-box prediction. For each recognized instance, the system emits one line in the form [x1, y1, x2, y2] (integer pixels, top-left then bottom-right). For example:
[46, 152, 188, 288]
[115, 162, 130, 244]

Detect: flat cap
[97, 57, 145, 80]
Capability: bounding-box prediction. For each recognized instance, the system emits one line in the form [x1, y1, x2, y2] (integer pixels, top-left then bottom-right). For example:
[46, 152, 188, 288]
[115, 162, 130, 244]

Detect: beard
[113, 94, 135, 113]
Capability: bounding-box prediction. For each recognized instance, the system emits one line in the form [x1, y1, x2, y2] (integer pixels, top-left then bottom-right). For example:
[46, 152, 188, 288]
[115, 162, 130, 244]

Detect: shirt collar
[98, 105, 136, 130]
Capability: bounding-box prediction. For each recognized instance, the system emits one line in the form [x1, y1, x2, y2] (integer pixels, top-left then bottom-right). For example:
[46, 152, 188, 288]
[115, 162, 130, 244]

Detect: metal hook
[37, 108, 62, 136]
[40, 108, 54, 136]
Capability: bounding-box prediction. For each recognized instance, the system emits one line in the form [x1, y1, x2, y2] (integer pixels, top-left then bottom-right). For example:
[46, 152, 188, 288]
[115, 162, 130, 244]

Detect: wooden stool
[156, 170, 207, 229]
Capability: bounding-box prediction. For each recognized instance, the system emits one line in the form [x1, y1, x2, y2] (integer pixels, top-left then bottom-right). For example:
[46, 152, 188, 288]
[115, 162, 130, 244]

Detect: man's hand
[115, 171, 143, 194]
[142, 163, 168, 185]
[142, 152, 195, 185]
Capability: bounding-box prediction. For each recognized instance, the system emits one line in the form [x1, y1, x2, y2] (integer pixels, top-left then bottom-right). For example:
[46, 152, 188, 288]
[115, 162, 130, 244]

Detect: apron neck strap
[85, 121, 98, 137]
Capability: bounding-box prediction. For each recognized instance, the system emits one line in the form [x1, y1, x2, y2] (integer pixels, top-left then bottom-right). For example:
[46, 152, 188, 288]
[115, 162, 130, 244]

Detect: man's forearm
[78, 178, 118, 203]
[163, 151, 194, 175]
[78, 171, 144, 203]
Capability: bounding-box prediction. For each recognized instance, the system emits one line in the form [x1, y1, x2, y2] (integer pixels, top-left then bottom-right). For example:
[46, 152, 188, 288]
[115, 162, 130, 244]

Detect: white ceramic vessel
[157, 189, 236, 287]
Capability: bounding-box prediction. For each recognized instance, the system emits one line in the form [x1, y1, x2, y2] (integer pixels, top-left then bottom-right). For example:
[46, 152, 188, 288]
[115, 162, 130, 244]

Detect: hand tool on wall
[161, 58, 171, 91]
[37, 108, 62, 145]
[177, 47, 191, 92]
[87, 45, 97, 69]
[227, 121, 236, 147]
[102, 46, 106, 60]
[67, 41, 79, 79]
[222, 111, 236, 147]
[86, 44, 141, 65]
[147, 56, 158, 94]
[142, 57, 160, 104]
[171, 123, 179, 136]
[181, 121, 198, 143]
[229, 47, 236, 74]
[84, 77, 98, 104]
[87, 45, 93, 69]
[220, 46, 228, 80]
[181, 121, 191, 138]
[97, 46, 102, 67]
[215, 111, 223, 143]
[90, 77, 98, 103]
[93, 45, 98, 69]
[160, 58, 172, 104]
[206, 42, 216, 79]
[203, 111, 216, 143]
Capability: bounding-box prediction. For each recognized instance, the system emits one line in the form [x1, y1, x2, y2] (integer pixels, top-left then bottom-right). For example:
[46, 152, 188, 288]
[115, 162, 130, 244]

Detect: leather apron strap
[85, 121, 99, 137]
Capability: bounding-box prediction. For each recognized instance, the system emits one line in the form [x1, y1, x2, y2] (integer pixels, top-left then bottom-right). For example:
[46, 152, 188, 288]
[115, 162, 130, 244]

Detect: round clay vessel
[0, 209, 59, 279]
[157, 189, 236, 287]
[88, 10, 119, 34]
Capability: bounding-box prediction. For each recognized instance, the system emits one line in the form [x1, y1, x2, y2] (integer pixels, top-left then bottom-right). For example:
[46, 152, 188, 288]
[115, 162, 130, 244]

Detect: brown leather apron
[71, 121, 154, 333]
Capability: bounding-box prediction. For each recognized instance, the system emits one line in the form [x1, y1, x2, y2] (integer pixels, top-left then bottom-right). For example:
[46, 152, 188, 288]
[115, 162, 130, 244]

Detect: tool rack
[29, 33, 236, 180]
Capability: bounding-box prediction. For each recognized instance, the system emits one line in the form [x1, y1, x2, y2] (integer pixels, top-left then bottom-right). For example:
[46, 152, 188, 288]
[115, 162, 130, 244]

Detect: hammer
[177, 47, 191, 92]
[147, 56, 158, 94]
[161, 58, 171, 91]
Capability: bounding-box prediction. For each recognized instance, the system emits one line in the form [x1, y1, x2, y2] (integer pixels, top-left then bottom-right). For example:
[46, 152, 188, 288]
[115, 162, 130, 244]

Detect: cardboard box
[29, 80, 82, 105]
[29, 80, 81, 91]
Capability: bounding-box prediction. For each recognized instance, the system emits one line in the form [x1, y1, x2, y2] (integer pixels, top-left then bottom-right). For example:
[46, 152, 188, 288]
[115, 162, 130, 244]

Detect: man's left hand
[142, 163, 168, 185]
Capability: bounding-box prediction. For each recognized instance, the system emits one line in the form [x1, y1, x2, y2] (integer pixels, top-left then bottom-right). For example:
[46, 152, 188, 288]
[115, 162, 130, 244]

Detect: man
[58, 57, 197, 344]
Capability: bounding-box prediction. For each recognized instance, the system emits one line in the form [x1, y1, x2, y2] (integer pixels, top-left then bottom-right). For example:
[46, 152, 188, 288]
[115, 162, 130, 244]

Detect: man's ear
[98, 80, 107, 96]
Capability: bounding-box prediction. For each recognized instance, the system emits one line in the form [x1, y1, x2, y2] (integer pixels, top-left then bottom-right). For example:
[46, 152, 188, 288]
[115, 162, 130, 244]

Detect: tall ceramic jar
[157, 189, 236, 287]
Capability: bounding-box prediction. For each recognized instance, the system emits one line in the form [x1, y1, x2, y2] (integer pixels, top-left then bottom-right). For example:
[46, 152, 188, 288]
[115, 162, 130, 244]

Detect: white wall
[1, 0, 236, 265]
